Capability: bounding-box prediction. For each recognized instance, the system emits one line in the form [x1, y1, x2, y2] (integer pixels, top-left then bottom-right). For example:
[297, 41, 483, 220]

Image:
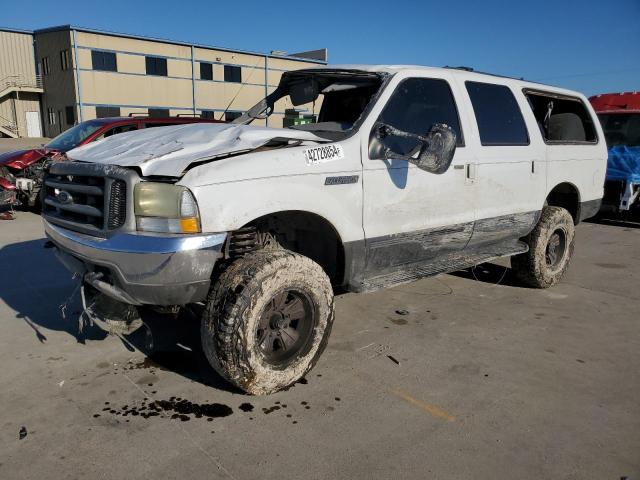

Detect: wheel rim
[545, 228, 567, 270]
[256, 289, 316, 366]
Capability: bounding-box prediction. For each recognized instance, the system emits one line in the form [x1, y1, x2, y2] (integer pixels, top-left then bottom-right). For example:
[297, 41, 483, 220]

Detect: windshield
[235, 69, 385, 140]
[46, 120, 104, 151]
[598, 113, 640, 147]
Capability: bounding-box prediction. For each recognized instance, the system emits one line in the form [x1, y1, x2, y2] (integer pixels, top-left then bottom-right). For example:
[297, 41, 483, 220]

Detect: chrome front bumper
[44, 219, 227, 306]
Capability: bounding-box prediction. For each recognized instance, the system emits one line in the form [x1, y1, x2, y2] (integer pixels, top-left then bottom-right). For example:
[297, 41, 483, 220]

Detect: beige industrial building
[0, 28, 44, 138]
[0, 24, 327, 138]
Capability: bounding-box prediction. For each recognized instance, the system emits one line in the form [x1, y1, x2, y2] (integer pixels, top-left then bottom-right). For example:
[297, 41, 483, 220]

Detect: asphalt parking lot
[0, 211, 638, 480]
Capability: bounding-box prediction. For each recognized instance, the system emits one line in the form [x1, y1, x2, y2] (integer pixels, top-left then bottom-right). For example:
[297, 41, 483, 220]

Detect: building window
[148, 108, 170, 118]
[42, 57, 50, 75]
[145, 56, 168, 76]
[201, 110, 216, 119]
[60, 50, 71, 70]
[91, 50, 117, 72]
[47, 107, 55, 125]
[65, 106, 75, 125]
[224, 65, 242, 83]
[465, 81, 529, 146]
[225, 111, 242, 122]
[200, 62, 213, 81]
[96, 106, 121, 118]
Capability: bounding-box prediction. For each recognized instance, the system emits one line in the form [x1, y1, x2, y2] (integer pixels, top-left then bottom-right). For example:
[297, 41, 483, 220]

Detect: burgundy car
[0, 115, 222, 210]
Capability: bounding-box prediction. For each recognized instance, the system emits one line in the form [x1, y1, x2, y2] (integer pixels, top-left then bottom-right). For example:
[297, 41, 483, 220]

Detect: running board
[360, 240, 528, 292]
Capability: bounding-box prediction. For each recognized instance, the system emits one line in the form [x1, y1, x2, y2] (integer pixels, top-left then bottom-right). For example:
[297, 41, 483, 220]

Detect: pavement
[0, 212, 638, 480]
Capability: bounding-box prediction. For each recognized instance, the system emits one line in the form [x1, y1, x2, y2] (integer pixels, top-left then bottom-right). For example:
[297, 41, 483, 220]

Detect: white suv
[42, 65, 607, 394]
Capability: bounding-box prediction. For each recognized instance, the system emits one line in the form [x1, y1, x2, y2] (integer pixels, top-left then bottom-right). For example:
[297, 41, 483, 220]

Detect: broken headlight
[134, 182, 201, 234]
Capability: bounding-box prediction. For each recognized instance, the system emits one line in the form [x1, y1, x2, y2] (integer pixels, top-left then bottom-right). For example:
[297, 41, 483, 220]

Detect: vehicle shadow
[585, 215, 640, 230]
[448, 261, 524, 288]
[0, 238, 236, 392]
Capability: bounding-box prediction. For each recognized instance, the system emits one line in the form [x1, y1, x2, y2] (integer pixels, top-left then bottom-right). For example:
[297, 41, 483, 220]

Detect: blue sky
[2, 0, 638, 96]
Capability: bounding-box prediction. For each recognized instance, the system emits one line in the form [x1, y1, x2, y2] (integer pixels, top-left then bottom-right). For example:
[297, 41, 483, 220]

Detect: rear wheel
[511, 206, 575, 288]
[201, 250, 334, 395]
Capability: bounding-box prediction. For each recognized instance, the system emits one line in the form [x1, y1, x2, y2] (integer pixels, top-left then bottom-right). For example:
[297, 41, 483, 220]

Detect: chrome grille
[42, 163, 135, 236]
[43, 175, 106, 229]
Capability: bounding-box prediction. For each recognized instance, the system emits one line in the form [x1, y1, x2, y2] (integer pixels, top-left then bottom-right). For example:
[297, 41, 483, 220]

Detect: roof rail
[176, 113, 202, 117]
[444, 65, 474, 72]
[127, 112, 148, 117]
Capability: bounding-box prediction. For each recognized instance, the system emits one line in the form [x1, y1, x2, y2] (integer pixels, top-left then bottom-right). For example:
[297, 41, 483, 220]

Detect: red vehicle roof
[589, 92, 640, 114]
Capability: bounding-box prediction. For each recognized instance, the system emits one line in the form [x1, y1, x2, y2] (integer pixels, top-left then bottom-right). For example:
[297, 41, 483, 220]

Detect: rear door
[459, 80, 546, 247]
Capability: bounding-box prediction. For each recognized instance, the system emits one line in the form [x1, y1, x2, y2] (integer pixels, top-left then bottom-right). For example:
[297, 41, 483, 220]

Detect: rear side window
[466, 81, 529, 146]
[525, 90, 597, 143]
[374, 77, 464, 157]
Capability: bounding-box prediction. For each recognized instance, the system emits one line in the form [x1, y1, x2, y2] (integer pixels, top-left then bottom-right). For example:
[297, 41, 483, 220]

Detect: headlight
[134, 182, 201, 234]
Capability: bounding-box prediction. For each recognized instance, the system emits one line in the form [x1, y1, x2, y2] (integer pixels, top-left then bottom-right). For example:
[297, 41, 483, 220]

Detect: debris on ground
[19, 426, 27, 440]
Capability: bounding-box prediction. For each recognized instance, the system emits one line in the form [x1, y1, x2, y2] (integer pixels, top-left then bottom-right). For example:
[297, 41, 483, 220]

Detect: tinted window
[201, 110, 216, 120]
[148, 108, 170, 118]
[144, 122, 176, 128]
[94, 124, 137, 140]
[225, 111, 242, 122]
[145, 56, 168, 76]
[91, 51, 117, 72]
[466, 81, 529, 146]
[598, 113, 640, 147]
[224, 65, 241, 83]
[200, 62, 213, 81]
[96, 106, 121, 118]
[374, 77, 464, 156]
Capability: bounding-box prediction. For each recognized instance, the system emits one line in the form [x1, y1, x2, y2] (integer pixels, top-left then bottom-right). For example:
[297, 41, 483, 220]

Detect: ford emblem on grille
[56, 190, 73, 205]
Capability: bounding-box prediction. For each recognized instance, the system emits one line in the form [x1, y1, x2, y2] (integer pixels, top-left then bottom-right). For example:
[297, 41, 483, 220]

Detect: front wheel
[511, 206, 575, 288]
[201, 250, 334, 395]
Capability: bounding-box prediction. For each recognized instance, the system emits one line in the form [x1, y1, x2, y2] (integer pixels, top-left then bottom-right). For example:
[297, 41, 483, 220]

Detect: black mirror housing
[374, 123, 457, 174]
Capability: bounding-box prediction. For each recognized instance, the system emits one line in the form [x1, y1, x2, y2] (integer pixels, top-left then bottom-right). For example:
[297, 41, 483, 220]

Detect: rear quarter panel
[546, 96, 607, 204]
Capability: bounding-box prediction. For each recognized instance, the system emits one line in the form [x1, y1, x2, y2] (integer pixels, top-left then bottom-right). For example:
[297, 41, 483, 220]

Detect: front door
[361, 74, 477, 283]
[25, 111, 42, 137]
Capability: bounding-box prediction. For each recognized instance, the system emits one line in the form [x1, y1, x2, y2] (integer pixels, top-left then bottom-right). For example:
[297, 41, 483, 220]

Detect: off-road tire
[511, 206, 575, 288]
[201, 249, 334, 395]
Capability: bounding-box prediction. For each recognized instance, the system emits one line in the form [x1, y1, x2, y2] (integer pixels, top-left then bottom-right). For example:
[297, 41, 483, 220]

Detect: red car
[0, 115, 222, 210]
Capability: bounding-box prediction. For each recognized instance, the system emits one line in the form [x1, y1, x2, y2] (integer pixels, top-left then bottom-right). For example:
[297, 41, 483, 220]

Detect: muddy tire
[511, 206, 575, 288]
[201, 250, 334, 395]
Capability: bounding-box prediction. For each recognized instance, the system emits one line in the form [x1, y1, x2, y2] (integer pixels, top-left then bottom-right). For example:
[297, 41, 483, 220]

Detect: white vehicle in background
[42, 65, 607, 394]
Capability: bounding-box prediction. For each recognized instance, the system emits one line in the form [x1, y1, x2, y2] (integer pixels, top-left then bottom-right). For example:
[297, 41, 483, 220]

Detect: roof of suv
[305, 64, 588, 100]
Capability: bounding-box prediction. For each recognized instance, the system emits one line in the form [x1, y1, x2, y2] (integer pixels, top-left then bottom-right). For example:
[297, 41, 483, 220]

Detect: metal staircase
[0, 114, 19, 138]
[0, 75, 44, 137]
[0, 75, 43, 99]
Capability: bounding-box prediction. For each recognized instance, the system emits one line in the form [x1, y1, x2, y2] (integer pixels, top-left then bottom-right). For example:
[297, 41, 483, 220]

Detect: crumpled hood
[66, 122, 327, 177]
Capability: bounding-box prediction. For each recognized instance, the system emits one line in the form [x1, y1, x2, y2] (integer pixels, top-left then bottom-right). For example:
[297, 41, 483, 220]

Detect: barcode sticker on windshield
[304, 144, 344, 165]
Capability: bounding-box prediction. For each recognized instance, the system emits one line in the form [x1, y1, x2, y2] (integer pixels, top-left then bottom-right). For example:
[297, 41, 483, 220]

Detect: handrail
[0, 74, 43, 91]
[0, 113, 18, 134]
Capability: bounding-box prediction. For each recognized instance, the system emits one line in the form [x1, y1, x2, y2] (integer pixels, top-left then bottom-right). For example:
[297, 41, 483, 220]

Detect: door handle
[466, 163, 476, 181]
[453, 164, 465, 170]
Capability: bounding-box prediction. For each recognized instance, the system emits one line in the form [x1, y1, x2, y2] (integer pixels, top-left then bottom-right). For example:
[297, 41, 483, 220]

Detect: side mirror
[373, 123, 457, 174]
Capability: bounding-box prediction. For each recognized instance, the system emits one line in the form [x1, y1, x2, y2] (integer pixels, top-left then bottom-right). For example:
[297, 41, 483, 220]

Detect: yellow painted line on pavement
[390, 389, 456, 422]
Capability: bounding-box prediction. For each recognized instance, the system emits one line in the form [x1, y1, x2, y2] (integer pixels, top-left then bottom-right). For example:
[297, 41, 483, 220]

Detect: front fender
[187, 174, 364, 244]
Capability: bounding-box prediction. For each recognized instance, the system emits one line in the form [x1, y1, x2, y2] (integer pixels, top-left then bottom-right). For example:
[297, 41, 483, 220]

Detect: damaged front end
[81, 283, 143, 336]
[0, 151, 64, 209]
